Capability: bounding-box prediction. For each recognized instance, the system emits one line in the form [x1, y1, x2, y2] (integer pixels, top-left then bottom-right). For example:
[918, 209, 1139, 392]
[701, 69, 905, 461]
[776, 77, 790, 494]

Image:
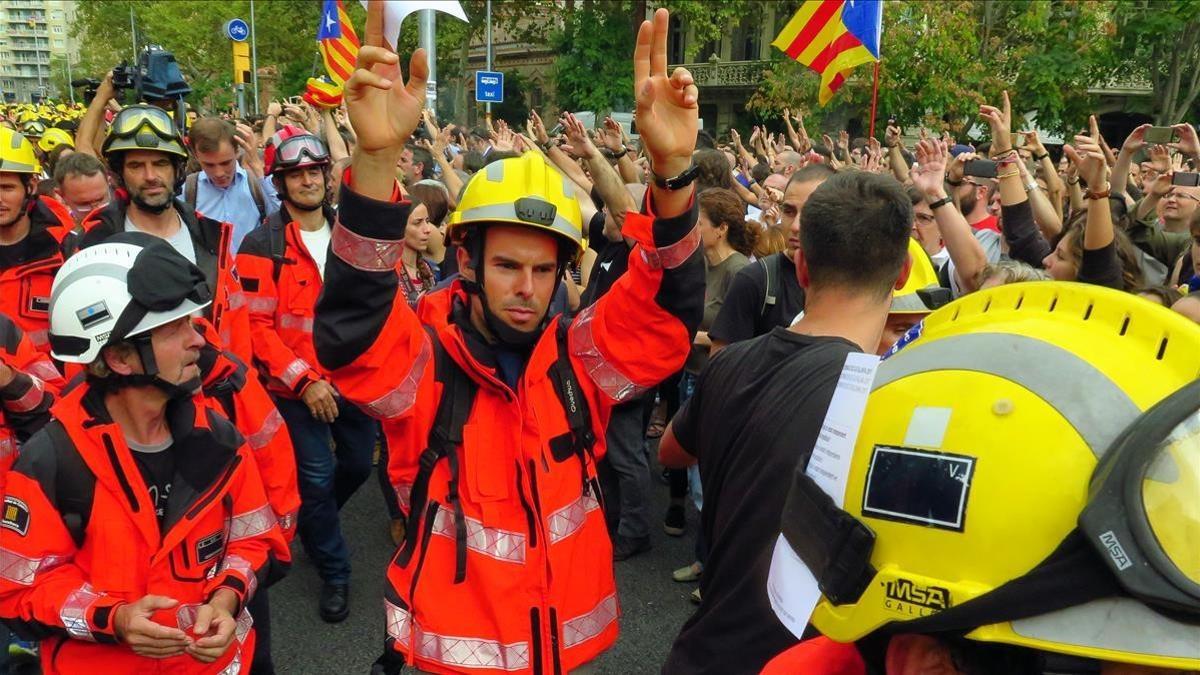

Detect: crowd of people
[0, 1, 1197, 674]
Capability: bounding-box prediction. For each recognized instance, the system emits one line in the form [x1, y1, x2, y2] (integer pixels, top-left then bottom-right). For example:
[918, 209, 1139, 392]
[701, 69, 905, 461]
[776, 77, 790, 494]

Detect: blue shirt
[185, 165, 280, 255]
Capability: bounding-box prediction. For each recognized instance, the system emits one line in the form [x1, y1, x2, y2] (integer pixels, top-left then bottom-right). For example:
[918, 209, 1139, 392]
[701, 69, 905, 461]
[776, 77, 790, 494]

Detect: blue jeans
[275, 396, 378, 584]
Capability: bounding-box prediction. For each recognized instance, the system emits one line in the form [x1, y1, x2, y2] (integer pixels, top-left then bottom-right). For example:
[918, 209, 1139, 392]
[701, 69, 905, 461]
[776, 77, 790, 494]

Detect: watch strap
[928, 196, 954, 210]
[651, 162, 700, 190]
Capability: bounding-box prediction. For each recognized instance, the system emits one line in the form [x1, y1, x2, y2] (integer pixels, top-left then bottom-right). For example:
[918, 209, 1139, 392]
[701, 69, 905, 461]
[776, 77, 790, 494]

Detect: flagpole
[868, 60, 880, 138]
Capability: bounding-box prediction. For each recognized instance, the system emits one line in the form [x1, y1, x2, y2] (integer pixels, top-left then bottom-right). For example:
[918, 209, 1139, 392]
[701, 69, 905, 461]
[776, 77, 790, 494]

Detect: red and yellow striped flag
[772, 0, 883, 106]
[317, 0, 360, 87]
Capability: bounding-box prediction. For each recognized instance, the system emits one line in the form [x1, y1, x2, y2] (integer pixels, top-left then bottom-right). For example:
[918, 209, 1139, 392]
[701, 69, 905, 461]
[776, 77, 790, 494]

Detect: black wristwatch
[651, 162, 700, 190]
[928, 195, 954, 210]
[611, 147, 628, 160]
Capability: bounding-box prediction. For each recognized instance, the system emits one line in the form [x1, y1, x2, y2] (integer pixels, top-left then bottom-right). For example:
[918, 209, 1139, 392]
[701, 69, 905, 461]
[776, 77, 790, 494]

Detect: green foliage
[551, 1, 636, 113]
[749, 0, 1113, 139]
[1105, 0, 1200, 124]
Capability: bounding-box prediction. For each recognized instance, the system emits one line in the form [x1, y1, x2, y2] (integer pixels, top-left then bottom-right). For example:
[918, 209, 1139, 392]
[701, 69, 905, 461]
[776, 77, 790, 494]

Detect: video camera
[74, 45, 191, 130]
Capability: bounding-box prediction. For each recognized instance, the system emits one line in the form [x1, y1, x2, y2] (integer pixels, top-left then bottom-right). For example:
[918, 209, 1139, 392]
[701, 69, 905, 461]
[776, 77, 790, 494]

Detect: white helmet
[49, 235, 211, 364]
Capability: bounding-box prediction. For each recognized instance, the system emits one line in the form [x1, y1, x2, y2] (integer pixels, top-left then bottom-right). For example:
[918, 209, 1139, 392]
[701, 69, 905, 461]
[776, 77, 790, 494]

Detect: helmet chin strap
[91, 335, 198, 400]
[460, 231, 566, 348]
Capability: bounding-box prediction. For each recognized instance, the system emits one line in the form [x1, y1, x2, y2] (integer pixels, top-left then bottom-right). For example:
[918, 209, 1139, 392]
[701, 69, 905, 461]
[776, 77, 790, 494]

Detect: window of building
[52, 25, 63, 34]
[732, 20, 761, 61]
[667, 16, 684, 65]
[53, 39, 63, 48]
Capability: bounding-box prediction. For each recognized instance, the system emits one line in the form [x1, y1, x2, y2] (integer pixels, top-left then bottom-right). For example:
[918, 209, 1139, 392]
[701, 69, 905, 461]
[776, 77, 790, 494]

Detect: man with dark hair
[53, 151, 110, 225]
[397, 143, 433, 186]
[183, 116, 280, 253]
[709, 163, 836, 352]
[660, 171, 913, 675]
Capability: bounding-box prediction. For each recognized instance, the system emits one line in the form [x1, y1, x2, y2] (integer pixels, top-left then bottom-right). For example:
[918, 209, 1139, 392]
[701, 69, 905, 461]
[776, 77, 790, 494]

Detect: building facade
[0, 0, 76, 103]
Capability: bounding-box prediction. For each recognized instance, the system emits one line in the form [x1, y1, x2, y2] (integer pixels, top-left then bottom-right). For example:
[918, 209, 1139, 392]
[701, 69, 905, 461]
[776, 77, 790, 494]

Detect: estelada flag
[318, 0, 360, 87]
[772, 0, 882, 106]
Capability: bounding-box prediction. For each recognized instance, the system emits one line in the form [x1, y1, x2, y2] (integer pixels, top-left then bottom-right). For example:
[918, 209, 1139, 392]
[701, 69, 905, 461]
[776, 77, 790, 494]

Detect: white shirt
[125, 212, 197, 264]
[299, 220, 332, 280]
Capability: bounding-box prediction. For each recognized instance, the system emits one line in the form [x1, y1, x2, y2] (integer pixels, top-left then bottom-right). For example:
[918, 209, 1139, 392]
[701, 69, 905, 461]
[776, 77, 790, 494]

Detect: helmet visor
[1141, 410, 1200, 587]
[275, 136, 329, 169]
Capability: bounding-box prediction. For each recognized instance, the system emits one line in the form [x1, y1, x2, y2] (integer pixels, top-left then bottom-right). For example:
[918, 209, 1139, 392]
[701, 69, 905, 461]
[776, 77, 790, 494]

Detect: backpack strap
[184, 172, 199, 211]
[47, 421, 96, 549]
[393, 326, 477, 585]
[247, 173, 267, 223]
[547, 314, 601, 505]
[264, 209, 291, 282]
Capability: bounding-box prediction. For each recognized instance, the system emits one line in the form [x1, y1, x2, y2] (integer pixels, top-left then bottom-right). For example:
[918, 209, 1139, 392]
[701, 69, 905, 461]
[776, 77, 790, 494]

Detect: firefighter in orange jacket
[79, 105, 253, 363]
[315, 5, 703, 673]
[0, 311, 63, 485]
[0, 234, 288, 674]
[0, 128, 77, 355]
[236, 128, 381, 624]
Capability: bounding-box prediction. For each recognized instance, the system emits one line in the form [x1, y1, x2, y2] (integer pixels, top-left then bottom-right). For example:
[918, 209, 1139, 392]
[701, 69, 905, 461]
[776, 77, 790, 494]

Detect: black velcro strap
[779, 470, 877, 605]
[546, 315, 596, 497]
[896, 529, 1124, 636]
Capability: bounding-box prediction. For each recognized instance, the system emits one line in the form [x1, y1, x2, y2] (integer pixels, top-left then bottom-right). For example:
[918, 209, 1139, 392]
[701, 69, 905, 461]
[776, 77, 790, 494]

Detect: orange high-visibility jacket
[234, 205, 335, 399]
[197, 318, 300, 545]
[0, 197, 77, 355]
[0, 311, 63, 484]
[80, 197, 253, 364]
[313, 184, 704, 674]
[0, 383, 287, 674]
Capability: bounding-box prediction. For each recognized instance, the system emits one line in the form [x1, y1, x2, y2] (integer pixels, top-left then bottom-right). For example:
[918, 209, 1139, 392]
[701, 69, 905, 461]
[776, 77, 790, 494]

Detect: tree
[551, 0, 636, 113]
[71, 0, 321, 113]
[748, 0, 1112, 138]
[1106, 0, 1200, 125]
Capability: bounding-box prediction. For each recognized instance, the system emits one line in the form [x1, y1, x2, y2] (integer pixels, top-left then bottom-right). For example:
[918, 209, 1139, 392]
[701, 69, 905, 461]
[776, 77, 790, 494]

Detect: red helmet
[264, 125, 329, 176]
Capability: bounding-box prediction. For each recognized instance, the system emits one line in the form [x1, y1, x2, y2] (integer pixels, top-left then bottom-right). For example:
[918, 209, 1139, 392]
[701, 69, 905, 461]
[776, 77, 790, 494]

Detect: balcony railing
[668, 59, 769, 88]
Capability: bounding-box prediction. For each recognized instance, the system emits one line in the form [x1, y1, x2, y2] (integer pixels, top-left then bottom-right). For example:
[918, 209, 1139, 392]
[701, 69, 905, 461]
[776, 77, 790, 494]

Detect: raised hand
[492, 120, 516, 152]
[912, 139, 949, 199]
[1022, 129, 1047, 158]
[1149, 143, 1171, 173]
[1170, 123, 1200, 161]
[633, 7, 698, 178]
[948, 150, 975, 185]
[601, 116, 625, 153]
[345, 0, 428, 158]
[1062, 115, 1107, 190]
[562, 112, 597, 160]
[528, 110, 550, 146]
[979, 90, 1012, 154]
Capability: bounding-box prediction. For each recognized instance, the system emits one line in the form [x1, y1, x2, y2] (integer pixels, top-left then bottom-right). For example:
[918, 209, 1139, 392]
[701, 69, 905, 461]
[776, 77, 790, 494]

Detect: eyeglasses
[1166, 190, 1200, 204]
[67, 197, 110, 220]
[913, 213, 938, 226]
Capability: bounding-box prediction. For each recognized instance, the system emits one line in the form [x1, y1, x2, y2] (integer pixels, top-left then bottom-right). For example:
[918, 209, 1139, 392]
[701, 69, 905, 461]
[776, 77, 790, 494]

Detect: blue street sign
[475, 71, 504, 103]
[225, 18, 250, 42]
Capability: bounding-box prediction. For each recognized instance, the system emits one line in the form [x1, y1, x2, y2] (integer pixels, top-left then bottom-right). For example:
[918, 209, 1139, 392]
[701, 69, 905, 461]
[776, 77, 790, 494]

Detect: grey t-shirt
[125, 213, 197, 264]
[686, 251, 750, 374]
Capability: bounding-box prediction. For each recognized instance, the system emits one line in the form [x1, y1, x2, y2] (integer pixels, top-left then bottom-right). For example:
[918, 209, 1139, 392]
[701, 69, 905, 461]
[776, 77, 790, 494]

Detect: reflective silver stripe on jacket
[280, 358, 311, 389]
[60, 584, 104, 641]
[431, 509, 526, 563]
[331, 220, 404, 272]
[220, 554, 258, 599]
[26, 361, 61, 385]
[638, 225, 700, 270]
[5, 377, 44, 413]
[226, 291, 247, 311]
[229, 504, 276, 543]
[246, 409, 284, 451]
[0, 437, 15, 463]
[245, 295, 278, 314]
[393, 482, 412, 512]
[278, 509, 297, 532]
[562, 593, 618, 649]
[568, 304, 649, 403]
[385, 599, 531, 671]
[279, 314, 314, 333]
[25, 330, 47, 348]
[547, 484, 601, 545]
[364, 335, 432, 419]
[0, 548, 67, 586]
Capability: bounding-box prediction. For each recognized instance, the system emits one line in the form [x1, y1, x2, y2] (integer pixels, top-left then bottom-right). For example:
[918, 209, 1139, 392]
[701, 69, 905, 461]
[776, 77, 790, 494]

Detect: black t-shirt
[663, 328, 860, 675]
[127, 437, 174, 529]
[581, 212, 630, 308]
[0, 238, 30, 270]
[708, 252, 806, 345]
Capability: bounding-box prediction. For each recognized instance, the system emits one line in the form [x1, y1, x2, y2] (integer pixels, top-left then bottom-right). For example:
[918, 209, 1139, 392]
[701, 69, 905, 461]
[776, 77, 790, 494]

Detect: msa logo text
[882, 578, 951, 617]
[1099, 530, 1133, 570]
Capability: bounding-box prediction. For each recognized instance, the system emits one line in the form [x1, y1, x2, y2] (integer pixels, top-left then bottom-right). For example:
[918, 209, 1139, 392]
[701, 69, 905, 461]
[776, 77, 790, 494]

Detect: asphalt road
[272, 441, 699, 675]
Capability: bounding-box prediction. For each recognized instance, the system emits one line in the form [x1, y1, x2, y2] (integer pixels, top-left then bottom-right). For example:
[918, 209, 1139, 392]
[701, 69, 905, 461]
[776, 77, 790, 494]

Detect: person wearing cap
[79, 104, 253, 363]
[314, 4, 703, 673]
[0, 127, 78, 355]
[0, 234, 288, 674]
[766, 282, 1200, 675]
[659, 171, 914, 675]
[236, 128, 378, 624]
